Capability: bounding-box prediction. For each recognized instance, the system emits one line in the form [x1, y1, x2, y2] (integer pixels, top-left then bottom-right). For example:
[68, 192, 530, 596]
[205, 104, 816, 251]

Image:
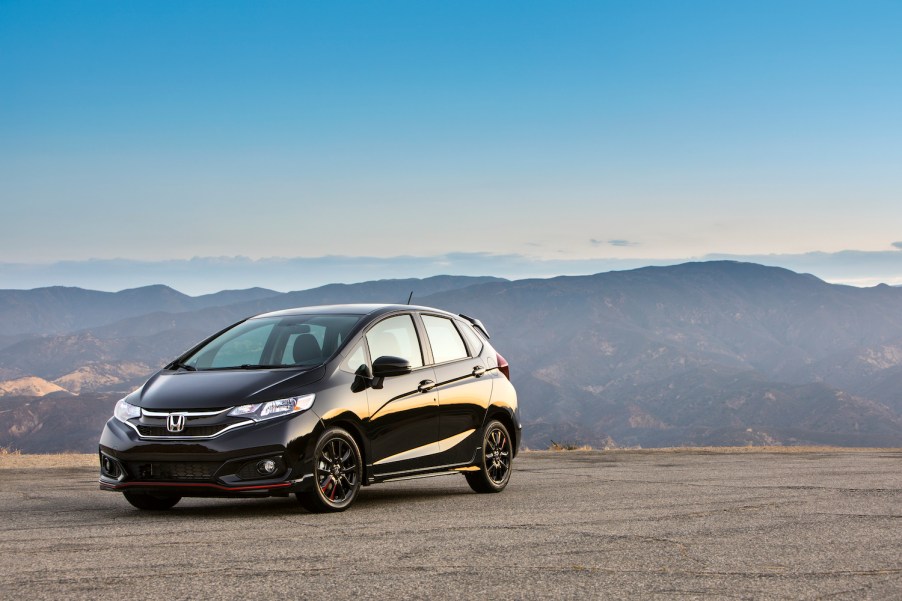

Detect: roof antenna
[406, 290, 414, 305]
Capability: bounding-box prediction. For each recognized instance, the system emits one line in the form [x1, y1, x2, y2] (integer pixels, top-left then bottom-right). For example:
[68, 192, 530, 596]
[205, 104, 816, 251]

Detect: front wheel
[465, 420, 513, 493]
[297, 427, 362, 513]
[122, 491, 181, 510]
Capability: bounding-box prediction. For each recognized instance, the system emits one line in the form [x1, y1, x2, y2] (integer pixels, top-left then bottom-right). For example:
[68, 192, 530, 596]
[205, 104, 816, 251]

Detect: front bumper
[98, 410, 324, 498]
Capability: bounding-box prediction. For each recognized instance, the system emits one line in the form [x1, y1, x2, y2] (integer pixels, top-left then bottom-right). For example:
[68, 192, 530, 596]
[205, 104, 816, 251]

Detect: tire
[465, 420, 513, 493]
[297, 427, 363, 512]
[122, 491, 181, 510]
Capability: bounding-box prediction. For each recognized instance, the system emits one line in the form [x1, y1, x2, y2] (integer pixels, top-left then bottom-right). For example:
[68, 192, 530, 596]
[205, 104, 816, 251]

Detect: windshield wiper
[238, 364, 289, 370]
[168, 361, 196, 371]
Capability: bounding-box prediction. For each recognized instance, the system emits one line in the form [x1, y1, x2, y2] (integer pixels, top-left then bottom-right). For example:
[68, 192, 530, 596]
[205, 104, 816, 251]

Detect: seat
[292, 333, 322, 364]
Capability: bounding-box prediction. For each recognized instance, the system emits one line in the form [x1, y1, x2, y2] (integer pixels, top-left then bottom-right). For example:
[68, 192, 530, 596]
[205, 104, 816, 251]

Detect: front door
[364, 314, 439, 476]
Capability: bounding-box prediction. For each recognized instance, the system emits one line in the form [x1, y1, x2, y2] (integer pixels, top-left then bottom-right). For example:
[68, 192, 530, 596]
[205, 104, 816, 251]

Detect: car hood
[134, 366, 327, 410]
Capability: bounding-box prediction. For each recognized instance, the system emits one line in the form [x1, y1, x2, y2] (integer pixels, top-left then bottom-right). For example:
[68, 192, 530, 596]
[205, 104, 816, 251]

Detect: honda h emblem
[166, 413, 186, 433]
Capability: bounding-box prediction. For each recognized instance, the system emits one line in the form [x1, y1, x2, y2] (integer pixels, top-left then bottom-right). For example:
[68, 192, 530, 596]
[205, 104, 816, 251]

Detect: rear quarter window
[457, 321, 485, 357]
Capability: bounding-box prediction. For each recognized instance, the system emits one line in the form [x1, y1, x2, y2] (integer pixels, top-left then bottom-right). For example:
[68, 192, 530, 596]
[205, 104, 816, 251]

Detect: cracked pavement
[1, 450, 900, 599]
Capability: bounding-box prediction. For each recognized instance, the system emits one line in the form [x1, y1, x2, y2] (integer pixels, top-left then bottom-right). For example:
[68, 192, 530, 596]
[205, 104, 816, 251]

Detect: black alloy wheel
[297, 427, 362, 512]
[465, 420, 513, 493]
[122, 491, 181, 510]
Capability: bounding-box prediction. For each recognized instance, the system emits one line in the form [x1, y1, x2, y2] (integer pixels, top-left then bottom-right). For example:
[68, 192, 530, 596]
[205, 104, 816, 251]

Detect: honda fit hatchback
[99, 304, 519, 512]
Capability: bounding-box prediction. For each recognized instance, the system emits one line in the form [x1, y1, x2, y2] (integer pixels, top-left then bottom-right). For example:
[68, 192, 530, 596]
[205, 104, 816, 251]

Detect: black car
[99, 304, 519, 512]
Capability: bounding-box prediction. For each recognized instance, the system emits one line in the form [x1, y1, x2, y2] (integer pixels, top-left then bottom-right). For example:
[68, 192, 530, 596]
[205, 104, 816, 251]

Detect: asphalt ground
[0, 449, 899, 600]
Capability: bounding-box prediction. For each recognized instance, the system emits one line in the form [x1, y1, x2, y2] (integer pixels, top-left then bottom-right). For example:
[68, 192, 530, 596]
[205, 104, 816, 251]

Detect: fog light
[257, 459, 277, 476]
[100, 455, 122, 479]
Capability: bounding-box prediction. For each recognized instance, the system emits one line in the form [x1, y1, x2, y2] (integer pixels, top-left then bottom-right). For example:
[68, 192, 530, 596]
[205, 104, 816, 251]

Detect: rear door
[420, 314, 492, 465]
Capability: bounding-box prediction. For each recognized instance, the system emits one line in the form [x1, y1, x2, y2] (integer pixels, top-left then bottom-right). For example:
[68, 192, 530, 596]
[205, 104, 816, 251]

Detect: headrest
[292, 333, 322, 364]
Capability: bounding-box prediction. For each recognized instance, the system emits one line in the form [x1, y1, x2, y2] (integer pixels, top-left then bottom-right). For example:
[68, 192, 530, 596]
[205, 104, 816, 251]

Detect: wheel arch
[321, 412, 371, 484]
[484, 405, 519, 458]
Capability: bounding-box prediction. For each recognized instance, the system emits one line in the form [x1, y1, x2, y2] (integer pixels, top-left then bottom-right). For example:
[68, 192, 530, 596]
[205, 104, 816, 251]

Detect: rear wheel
[122, 491, 181, 510]
[465, 420, 513, 493]
[297, 427, 362, 513]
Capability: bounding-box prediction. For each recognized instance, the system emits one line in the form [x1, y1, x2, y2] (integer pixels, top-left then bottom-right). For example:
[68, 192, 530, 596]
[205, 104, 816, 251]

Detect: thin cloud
[590, 238, 639, 247]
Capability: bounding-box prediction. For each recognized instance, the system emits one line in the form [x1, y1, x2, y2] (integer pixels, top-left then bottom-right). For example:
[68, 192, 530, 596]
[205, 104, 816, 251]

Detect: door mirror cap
[372, 355, 412, 378]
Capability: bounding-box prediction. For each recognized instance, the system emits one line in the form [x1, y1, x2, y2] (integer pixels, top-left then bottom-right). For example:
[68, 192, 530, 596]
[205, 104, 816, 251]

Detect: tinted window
[422, 315, 468, 364]
[366, 315, 423, 368]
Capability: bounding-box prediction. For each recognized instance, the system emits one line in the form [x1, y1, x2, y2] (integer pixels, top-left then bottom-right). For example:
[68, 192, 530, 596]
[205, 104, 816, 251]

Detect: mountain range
[2, 263, 902, 452]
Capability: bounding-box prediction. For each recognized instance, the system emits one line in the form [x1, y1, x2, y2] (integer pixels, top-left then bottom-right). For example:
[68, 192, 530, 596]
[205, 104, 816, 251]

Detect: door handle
[472, 365, 486, 377]
[418, 379, 436, 393]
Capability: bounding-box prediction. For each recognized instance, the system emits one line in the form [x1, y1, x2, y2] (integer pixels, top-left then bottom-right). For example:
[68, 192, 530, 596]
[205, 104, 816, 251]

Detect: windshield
[180, 314, 361, 370]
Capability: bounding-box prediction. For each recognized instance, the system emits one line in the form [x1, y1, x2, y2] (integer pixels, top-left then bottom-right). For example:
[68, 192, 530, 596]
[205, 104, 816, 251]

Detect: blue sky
[2, 1, 902, 292]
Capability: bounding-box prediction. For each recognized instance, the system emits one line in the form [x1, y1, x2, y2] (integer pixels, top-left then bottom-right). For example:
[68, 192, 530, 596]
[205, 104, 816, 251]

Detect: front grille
[128, 461, 221, 481]
[136, 424, 229, 438]
[131, 409, 250, 439]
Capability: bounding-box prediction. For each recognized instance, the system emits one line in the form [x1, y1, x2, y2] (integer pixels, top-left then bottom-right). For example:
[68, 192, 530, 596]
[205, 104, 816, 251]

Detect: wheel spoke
[314, 436, 361, 505]
[483, 427, 511, 484]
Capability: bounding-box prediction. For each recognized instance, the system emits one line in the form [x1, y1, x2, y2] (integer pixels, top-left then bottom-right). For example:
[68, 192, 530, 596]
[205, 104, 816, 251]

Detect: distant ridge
[2, 263, 902, 451]
[0, 285, 283, 336]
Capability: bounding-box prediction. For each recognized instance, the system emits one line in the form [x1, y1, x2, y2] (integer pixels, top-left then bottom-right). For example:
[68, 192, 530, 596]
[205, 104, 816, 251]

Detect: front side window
[422, 315, 468, 364]
[365, 314, 423, 368]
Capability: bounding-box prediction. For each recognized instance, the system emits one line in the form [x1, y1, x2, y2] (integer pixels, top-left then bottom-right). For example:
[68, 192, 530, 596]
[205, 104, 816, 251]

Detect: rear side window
[366, 315, 424, 368]
[422, 315, 468, 364]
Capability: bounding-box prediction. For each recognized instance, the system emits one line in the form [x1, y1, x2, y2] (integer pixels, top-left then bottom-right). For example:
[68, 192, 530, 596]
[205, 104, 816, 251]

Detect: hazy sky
[2, 2, 901, 275]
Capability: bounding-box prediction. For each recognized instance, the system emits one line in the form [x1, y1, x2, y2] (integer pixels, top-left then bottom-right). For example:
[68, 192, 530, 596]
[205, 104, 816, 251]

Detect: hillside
[2, 263, 902, 451]
[0, 377, 70, 397]
[417, 262, 902, 447]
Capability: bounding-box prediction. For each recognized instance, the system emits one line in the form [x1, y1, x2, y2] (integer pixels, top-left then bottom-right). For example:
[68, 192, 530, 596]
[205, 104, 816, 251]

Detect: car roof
[252, 303, 458, 320]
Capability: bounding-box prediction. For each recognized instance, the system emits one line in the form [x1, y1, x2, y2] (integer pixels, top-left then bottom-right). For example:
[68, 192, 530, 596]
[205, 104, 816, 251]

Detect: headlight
[227, 394, 315, 422]
[114, 398, 141, 422]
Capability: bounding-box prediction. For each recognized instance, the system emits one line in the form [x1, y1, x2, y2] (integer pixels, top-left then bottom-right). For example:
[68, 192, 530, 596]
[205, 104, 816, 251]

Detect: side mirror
[372, 355, 412, 378]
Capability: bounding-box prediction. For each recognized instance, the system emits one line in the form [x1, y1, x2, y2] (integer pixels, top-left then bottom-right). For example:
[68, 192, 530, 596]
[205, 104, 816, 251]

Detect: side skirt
[366, 448, 480, 484]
